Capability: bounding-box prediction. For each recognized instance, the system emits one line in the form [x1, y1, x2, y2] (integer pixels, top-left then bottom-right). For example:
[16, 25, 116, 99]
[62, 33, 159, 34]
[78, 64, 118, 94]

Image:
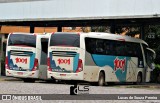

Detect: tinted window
[85, 37, 143, 58]
[85, 38, 125, 56]
[143, 45, 154, 66]
[125, 42, 143, 58]
[116, 41, 126, 56]
[8, 34, 36, 47]
[50, 33, 80, 47]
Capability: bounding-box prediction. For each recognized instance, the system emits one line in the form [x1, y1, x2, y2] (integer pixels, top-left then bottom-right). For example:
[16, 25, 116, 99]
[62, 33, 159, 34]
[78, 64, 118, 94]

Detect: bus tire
[134, 73, 142, 85]
[98, 72, 105, 86]
[23, 78, 35, 83]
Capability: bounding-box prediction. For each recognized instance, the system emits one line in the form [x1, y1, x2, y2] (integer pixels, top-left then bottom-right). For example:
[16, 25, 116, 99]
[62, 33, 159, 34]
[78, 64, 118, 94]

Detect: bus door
[39, 38, 49, 79]
[144, 48, 155, 82]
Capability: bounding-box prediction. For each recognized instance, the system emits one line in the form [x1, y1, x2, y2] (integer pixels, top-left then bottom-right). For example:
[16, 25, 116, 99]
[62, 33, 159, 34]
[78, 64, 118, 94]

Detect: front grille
[10, 50, 33, 56]
[52, 51, 77, 57]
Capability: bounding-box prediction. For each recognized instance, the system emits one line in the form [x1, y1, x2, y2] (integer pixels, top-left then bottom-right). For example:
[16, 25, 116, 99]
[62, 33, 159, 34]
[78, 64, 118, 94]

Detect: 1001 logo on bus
[15, 58, 28, 64]
[57, 58, 70, 65]
[114, 57, 126, 72]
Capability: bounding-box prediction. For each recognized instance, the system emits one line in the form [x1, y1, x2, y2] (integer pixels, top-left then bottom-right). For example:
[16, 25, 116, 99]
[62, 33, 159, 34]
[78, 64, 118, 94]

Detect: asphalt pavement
[0, 76, 160, 103]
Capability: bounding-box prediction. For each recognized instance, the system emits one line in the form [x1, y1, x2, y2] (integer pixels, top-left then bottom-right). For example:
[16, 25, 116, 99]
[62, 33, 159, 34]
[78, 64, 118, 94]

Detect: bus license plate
[17, 72, 23, 75]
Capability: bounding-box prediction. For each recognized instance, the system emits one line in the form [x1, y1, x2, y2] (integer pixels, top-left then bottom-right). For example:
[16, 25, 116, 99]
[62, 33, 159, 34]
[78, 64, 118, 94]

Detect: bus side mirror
[151, 63, 155, 70]
[146, 48, 156, 60]
[153, 53, 156, 60]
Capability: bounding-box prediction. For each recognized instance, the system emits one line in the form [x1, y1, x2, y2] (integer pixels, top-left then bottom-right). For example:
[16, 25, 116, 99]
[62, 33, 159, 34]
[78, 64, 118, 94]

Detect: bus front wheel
[134, 73, 142, 85]
[98, 72, 105, 86]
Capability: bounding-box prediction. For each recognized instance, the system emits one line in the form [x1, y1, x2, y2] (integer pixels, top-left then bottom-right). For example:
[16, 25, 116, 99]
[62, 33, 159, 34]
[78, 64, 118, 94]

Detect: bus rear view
[5, 33, 38, 82]
[47, 32, 83, 81]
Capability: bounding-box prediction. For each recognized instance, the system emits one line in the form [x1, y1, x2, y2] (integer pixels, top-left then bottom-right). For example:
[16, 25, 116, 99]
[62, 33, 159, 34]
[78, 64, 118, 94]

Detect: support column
[110, 24, 116, 34]
[140, 24, 145, 40]
[0, 35, 2, 76]
[58, 26, 62, 32]
[0, 35, 6, 76]
[30, 25, 34, 33]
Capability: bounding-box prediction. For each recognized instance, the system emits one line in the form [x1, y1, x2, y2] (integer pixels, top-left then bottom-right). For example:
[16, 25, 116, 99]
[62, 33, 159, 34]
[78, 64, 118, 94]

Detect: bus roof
[53, 32, 80, 35]
[82, 32, 148, 46]
[36, 34, 50, 38]
[10, 32, 51, 36]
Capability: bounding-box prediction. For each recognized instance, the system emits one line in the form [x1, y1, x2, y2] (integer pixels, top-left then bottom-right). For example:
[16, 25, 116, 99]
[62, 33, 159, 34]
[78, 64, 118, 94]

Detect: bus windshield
[146, 48, 155, 65]
[50, 33, 80, 47]
[8, 34, 36, 47]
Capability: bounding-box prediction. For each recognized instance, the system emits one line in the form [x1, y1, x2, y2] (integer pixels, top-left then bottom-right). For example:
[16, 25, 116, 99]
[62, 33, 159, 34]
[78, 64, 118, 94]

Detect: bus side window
[104, 41, 110, 55]
[126, 42, 136, 57]
[109, 41, 116, 55]
[95, 39, 104, 54]
[125, 43, 132, 56]
[115, 41, 126, 56]
[85, 38, 96, 54]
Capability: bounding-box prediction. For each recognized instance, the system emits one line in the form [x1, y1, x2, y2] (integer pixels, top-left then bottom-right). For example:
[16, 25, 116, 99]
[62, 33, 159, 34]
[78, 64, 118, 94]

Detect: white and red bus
[47, 32, 155, 86]
[5, 33, 49, 82]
